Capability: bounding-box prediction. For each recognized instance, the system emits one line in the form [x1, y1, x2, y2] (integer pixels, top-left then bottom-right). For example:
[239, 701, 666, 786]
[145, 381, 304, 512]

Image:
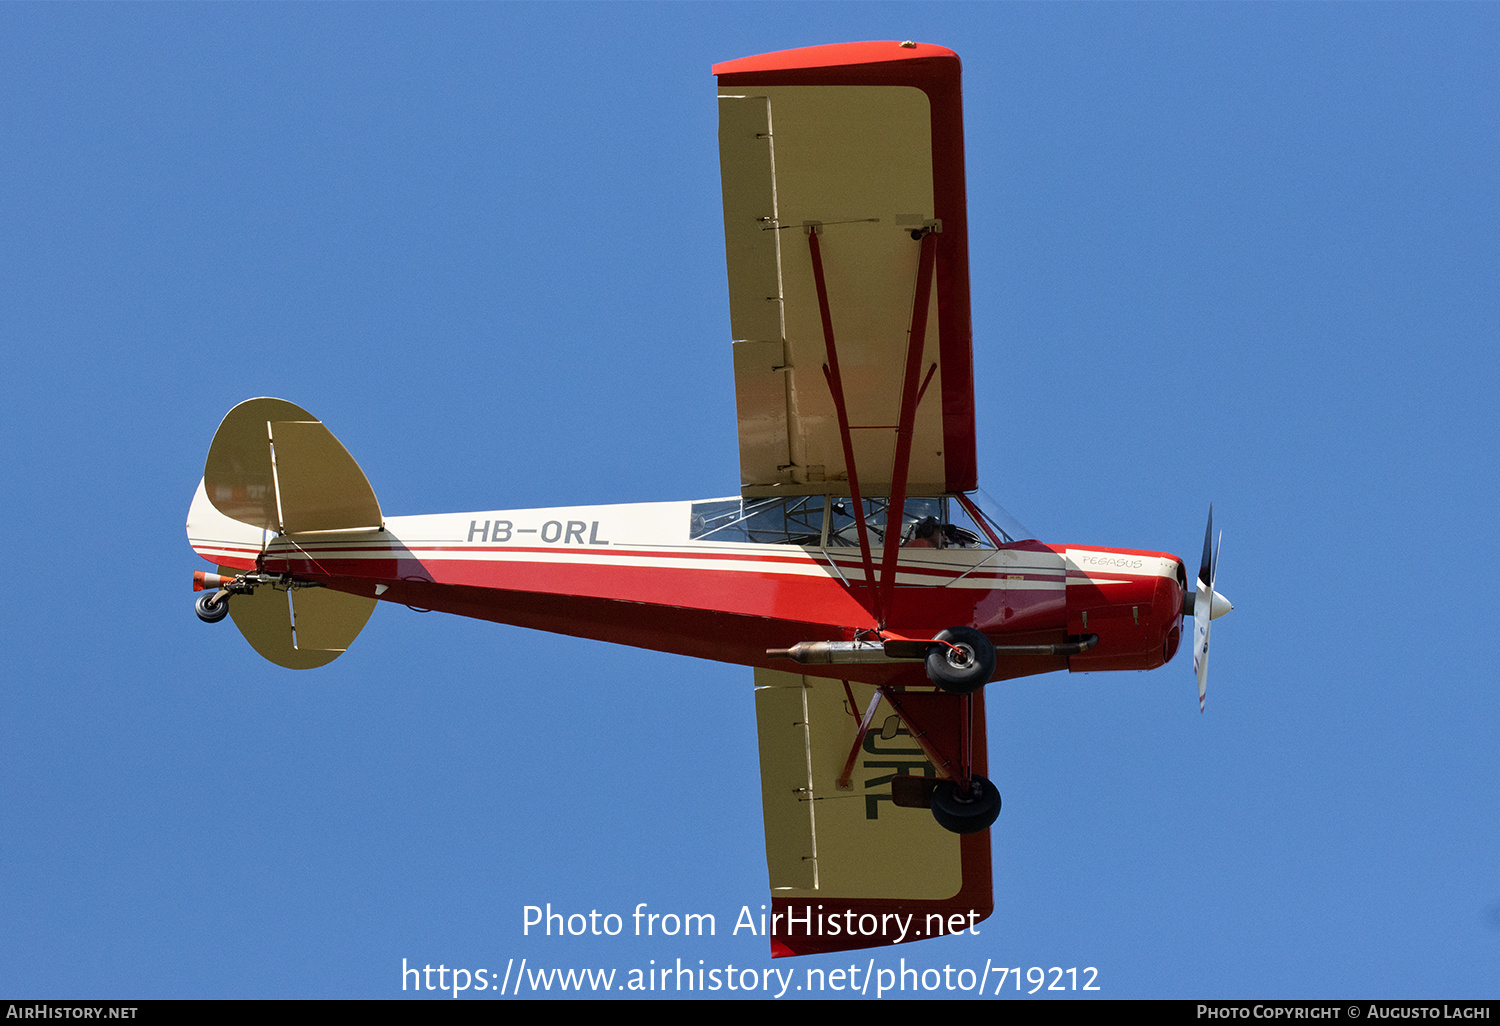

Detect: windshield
[961, 489, 1036, 544]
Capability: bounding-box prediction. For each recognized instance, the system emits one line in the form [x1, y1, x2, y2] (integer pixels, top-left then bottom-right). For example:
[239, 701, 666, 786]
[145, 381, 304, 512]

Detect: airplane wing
[719, 42, 992, 958]
[754, 668, 992, 957]
[715, 41, 977, 498]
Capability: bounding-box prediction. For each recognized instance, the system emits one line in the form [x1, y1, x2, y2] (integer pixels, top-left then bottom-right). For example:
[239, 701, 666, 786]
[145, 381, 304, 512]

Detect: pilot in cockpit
[904, 514, 983, 549]
[905, 516, 945, 548]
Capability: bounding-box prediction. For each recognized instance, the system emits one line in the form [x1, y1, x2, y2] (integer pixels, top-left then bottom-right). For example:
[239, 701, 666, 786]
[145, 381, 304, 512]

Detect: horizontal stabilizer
[219, 564, 376, 670]
[204, 398, 382, 535]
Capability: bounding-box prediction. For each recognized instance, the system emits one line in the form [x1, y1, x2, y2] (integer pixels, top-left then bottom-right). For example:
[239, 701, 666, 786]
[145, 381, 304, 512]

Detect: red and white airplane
[186, 41, 1231, 958]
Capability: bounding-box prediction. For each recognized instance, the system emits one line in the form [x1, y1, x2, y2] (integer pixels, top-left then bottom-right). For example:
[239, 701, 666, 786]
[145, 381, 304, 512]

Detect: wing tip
[714, 40, 959, 79]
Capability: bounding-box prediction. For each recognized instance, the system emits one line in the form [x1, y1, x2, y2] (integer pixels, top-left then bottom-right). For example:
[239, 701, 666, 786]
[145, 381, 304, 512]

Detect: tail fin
[188, 398, 381, 669]
[203, 397, 382, 535]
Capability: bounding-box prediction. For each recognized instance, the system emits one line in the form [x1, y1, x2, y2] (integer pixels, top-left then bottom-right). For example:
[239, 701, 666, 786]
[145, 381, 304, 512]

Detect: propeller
[1191, 504, 1233, 712]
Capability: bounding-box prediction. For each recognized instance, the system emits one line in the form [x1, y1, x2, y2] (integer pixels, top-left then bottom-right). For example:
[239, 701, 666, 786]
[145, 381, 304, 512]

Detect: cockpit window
[827, 496, 992, 549]
[689, 496, 825, 545]
[689, 494, 1016, 549]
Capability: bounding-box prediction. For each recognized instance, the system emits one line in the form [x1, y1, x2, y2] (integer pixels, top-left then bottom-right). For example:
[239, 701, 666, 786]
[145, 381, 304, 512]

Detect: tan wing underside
[720, 87, 946, 497]
[754, 668, 961, 899]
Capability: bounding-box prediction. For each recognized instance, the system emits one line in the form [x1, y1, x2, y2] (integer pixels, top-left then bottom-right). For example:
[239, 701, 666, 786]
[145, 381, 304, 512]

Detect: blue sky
[3, 2, 1497, 1000]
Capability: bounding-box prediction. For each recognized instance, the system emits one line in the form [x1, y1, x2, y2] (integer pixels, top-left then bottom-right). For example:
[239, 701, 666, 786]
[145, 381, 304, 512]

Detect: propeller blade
[1193, 519, 1225, 713]
[1198, 504, 1214, 593]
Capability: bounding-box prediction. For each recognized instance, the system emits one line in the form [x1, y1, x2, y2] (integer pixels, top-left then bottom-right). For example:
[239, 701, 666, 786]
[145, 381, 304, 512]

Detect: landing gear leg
[879, 688, 1002, 835]
[191, 569, 317, 624]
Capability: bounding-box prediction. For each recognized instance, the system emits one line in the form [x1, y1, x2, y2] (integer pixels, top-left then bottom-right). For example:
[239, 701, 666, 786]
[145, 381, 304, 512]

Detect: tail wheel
[931, 775, 1001, 834]
[925, 626, 996, 693]
[195, 591, 230, 624]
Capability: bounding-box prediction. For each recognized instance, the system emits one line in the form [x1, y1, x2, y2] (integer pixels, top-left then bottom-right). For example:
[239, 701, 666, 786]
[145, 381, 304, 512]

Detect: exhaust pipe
[767, 634, 1098, 665]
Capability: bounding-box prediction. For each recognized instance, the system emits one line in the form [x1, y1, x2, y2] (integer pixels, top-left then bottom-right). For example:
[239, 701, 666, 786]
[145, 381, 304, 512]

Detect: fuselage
[188, 487, 1186, 686]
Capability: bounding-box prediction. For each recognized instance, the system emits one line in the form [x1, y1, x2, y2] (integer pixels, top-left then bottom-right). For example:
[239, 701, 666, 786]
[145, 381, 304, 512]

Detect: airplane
[185, 40, 1232, 958]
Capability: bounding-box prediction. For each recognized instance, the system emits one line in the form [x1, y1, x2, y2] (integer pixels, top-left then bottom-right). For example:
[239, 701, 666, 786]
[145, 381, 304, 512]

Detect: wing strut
[836, 685, 886, 790]
[808, 225, 881, 621]
[808, 226, 940, 627]
[876, 229, 939, 622]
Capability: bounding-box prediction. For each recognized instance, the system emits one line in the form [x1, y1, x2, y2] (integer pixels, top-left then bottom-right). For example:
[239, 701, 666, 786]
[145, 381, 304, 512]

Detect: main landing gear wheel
[931, 775, 1002, 835]
[925, 626, 996, 694]
[195, 591, 230, 624]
